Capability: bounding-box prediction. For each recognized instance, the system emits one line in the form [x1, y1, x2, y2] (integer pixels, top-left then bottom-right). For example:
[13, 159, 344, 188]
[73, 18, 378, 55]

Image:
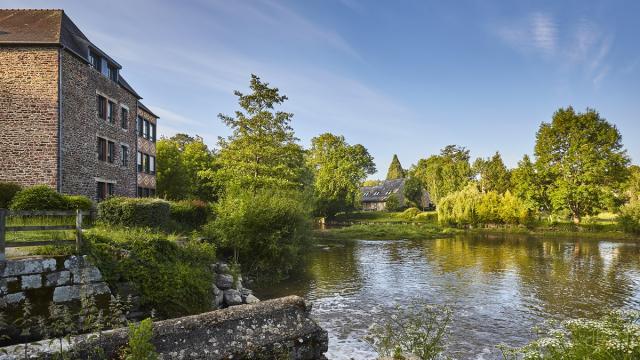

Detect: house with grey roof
[360, 178, 431, 211]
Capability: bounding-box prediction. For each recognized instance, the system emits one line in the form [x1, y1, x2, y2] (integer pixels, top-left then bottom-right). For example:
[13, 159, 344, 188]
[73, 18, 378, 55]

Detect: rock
[223, 289, 243, 306]
[71, 266, 102, 284]
[53, 283, 110, 303]
[1, 292, 26, 307]
[45, 271, 71, 287]
[212, 285, 224, 308]
[240, 288, 252, 297]
[216, 274, 234, 290]
[216, 262, 230, 274]
[2, 258, 56, 277]
[0, 277, 17, 295]
[63, 255, 88, 269]
[244, 294, 260, 304]
[21, 274, 42, 289]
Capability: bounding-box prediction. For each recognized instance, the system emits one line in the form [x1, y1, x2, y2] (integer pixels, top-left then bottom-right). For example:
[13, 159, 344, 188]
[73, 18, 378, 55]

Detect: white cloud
[530, 13, 557, 54]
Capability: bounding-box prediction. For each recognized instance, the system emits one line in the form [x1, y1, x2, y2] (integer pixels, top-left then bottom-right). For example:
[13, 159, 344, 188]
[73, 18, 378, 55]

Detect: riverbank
[313, 223, 458, 241]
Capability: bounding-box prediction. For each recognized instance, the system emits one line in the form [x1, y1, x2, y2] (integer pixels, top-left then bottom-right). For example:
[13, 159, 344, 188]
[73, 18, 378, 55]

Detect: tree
[403, 177, 425, 209]
[625, 165, 640, 202]
[534, 107, 630, 222]
[386, 154, 405, 180]
[410, 145, 473, 205]
[473, 152, 511, 194]
[217, 74, 306, 192]
[307, 133, 376, 218]
[510, 154, 549, 212]
[156, 139, 189, 200]
[363, 179, 382, 187]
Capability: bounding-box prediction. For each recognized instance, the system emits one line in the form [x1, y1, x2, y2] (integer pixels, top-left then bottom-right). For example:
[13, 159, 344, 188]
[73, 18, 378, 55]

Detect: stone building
[0, 9, 158, 200]
[361, 178, 431, 211]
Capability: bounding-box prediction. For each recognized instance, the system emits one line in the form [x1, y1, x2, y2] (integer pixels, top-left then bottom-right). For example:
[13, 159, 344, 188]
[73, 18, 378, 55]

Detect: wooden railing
[0, 209, 86, 261]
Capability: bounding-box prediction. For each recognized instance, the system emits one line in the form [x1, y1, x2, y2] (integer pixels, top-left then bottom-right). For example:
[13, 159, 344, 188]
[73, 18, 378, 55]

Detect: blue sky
[6, 0, 640, 176]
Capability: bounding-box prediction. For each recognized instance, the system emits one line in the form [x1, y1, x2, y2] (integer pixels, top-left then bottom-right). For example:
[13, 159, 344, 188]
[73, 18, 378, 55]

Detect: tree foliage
[410, 145, 473, 205]
[386, 154, 405, 180]
[473, 152, 511, 194]
[307, 133, 375, 218]
[534, 107, 629, 222]
[216, 74, 306, 192]
[403, 177, 425, 209]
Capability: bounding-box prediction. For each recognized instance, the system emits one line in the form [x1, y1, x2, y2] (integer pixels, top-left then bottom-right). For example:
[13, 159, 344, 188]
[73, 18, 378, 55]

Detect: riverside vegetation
[1, 75, 640, 359]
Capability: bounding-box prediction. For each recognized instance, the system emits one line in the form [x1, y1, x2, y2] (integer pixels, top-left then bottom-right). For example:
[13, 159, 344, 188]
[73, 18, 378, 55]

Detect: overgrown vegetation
[123, 318, 158, 360]
[499, 310, 640, 360]
[315, 223, 454, 241]
[86, 227, 216, 318]
[0, 181, 22, 208]
[97, 197, 171, 229]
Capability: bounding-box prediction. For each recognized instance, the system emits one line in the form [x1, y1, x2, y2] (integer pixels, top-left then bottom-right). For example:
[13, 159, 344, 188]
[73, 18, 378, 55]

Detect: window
[107, 141, 115, 163]
[144, 154, 150, 173]
[107, 64, 118, 81]
[97, 95, 106, 120]
[137, 151, 143, 172]
[121, 108, 128, 129]
[89, 51, 101, 71]
[150, 123, 156, 142]
[137, 187, 143, 197]
[121, 145, 129, 167]
[96, 181, 114, 201]
[97, 137, 106, 161]
[137, 187, 156, 198]
[149, 155, 155, 175]
[143, 188, 150, 197]
[107, 101, 116, 124]
[137, 116, 144, 137]
[143, 120, 150, 139]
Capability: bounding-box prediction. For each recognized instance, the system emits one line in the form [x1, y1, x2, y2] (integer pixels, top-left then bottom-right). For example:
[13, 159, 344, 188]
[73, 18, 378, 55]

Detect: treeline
[405, 107, 639, 230]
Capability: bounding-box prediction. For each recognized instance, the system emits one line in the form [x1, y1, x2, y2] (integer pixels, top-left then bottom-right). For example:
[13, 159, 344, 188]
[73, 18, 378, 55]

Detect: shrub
[399, 207, 421, 220]
[124, 318, 158, 360]
[10, 185, 68, 210]
[414, 211, 438, 222]
[169, 200, 209, 230]
[500, 191, 532, 225]
[437, 184, 482, 226]
[618, 200, 640, 234]
[204, 189, 311, 281]
[97, 197, 171, 229]
[0, 182, 22, 209]
[385, 194, 403, 212]
[499, 310, 640, 360]
[476, 191, 502, 224]
[63, 195, 93, 211]
[86, 227, 216, 318]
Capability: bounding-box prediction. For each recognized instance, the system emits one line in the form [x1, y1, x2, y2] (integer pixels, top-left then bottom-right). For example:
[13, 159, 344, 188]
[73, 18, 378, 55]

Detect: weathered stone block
[21, 274, 42, 290]
[1, 292, 26, 307]
[2, 258, 56, 277]
[71, 266, 102, 284]
[53, 283, 110, 303]
[45, 271, 71, 287]
[216, 274, 233, 290]
[223, 289, 243, 306]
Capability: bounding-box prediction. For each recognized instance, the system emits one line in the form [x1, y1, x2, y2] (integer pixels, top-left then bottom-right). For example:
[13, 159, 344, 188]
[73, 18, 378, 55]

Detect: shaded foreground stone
[0, 295, 328, 359]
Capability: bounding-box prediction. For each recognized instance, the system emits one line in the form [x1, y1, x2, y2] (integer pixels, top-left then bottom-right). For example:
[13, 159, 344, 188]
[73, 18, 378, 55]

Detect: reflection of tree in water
[307, 242, 363, 297]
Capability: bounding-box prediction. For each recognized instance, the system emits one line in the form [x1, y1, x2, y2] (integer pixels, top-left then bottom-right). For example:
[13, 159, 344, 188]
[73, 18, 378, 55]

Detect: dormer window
[107, 64, 118, 81]
[89, 51, 101, 71]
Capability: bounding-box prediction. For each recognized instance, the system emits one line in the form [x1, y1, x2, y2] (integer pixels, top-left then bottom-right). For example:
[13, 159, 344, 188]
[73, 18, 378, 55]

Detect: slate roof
[137, 101, 159, 118]
[361, 178, 404, 203]
[0, 9, 141, 99]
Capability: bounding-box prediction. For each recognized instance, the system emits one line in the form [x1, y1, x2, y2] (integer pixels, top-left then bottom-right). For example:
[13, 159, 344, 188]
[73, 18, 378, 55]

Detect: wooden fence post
[75, 209, 83, 254]
[0, 209, 6, 261]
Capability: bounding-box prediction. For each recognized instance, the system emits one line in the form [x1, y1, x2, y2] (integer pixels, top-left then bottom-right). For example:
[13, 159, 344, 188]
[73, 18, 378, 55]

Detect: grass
[315, 223, 457, 241]
[330, 210, 437, 224]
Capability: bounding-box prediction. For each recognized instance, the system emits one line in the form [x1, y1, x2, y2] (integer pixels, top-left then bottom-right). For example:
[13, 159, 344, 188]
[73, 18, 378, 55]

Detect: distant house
[360, 178, 431, 211]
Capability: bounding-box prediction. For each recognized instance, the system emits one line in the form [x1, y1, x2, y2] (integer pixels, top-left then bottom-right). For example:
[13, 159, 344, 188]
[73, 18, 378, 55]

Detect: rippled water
[253, 234, 640, 359]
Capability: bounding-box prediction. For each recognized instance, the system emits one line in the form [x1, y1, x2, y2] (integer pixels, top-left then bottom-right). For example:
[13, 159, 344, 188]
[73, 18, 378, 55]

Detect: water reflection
[254, 234, 640, 359]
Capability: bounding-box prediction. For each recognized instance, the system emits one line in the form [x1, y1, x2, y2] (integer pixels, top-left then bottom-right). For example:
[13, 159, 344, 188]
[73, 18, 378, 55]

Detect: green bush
[399, 207, 421, 220]
[10, 185, 68, 210]
[0, 182, 22, 209]
[124, 318, 158, 360]
[86, 227, 216, 318]
[63, 195, 93, 211]
[169, 200, 209, 230]
[414, 211, 438, 222]
[385, 194, 403, 212]
[499, 310, 640, 360]
[500, 191, 533, 225]
[97, 197, 171, 229]
[618, 200, 640, 234]
[476, 191, 502, 224]
[204, 189, 311, 281]
[437, 184, 482, 226]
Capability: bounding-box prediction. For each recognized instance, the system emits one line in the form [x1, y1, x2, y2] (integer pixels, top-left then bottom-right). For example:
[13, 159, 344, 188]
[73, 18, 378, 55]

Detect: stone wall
[60, 50, 138, 200]
[0, 256, 112, 344]
[0, 46, 60, 189]
[0, 296, 328, 360]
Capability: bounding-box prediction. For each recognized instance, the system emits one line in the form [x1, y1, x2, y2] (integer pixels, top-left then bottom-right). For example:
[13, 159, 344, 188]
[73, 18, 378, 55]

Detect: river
[253, 233, 640, 359]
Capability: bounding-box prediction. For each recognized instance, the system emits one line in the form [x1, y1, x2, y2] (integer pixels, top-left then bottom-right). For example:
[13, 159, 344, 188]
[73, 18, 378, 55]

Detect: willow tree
[216, 74, 306, 192]
[534, 107, 629, 222]
[386, 154, 405, 180]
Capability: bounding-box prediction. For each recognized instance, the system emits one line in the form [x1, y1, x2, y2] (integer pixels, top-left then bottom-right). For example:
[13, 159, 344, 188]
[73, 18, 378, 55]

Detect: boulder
[45, 271, 71, 287]
[244, 294, 260, 304]
[216, 262, 230, 274]
[223, 289, 243, 306]
[21, 274, 42, 290]
[216, 274, 234, 290]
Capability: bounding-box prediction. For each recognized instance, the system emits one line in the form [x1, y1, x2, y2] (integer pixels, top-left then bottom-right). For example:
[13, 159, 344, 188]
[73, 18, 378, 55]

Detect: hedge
[97, 197, 171, 228]
[63, 195, 94, 211]
[10, 185, 68, 210]
[0, 182, 22, 209]
[169, 200, 209, 230]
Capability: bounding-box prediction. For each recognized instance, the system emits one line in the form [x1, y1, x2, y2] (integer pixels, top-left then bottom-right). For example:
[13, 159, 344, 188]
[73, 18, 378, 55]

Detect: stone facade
[60, 50, 138, 199]
[0, 47, 60, 189]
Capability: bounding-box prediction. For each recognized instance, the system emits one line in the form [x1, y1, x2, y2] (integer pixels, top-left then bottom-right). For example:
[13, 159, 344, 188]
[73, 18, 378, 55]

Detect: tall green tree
[217, 74, 306, 192]
[307, 133, 376, 218]
[410, 145, 473, 205]
[403, 176, 425, 209]
[386, 154, 405, 180]
[534, 107, 630, 222]
[625, 165, 640, 203]
[473, 152, 511, 194]
[510, 154, 548, 212]
[156, 139, 190, 200]
[181, 137, 219, 201]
